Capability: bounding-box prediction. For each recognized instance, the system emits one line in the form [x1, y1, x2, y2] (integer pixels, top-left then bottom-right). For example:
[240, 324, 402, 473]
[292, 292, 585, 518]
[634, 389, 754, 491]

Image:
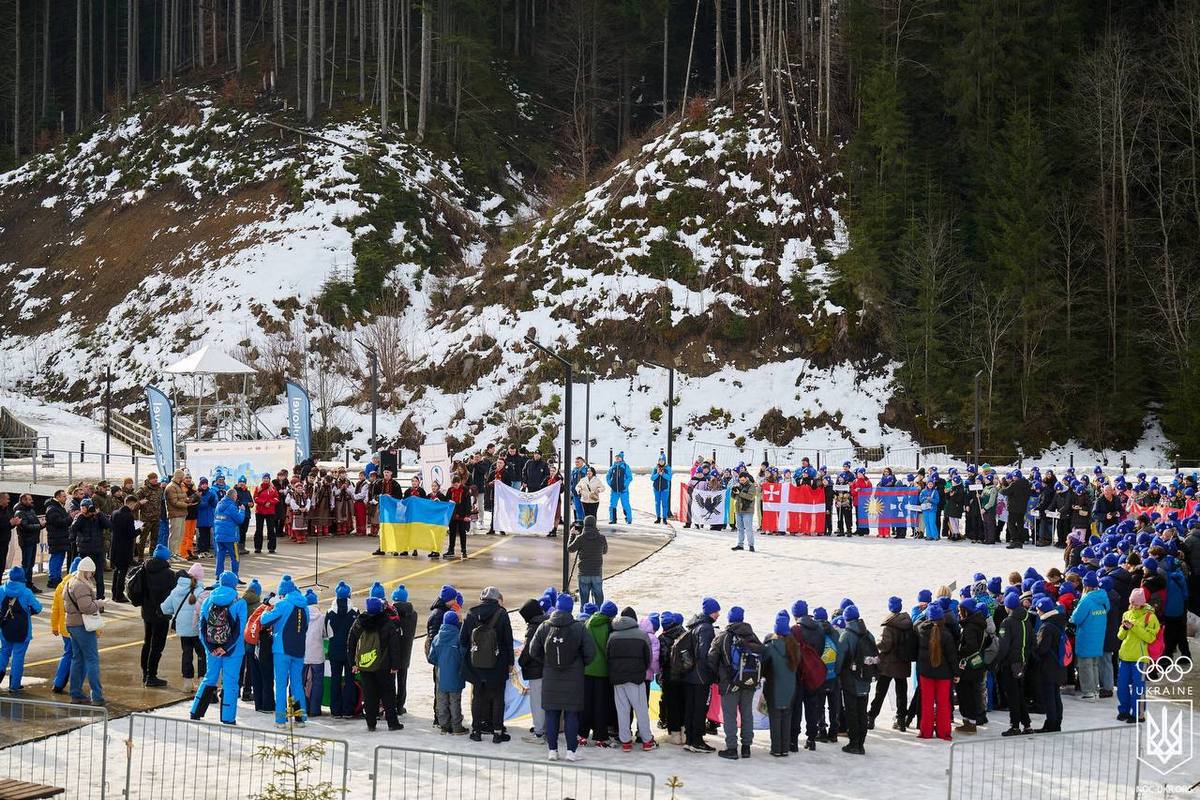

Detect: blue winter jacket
[197, 585, 248, 657]
[607, 462, 633, 493]
[427, 622, 466, 693]
[161, 576, 204, 638]
[652, 466, 672, 492]
[1, 579, 42, 643]
[323, 599, 359, 662]
[195, 488, 218, 528]
[1165, 569, 1189, 618]
[569, 466, 589, 498]
[1068, 587, 1111, 659]
[260, 590, 309, 657]
[213, 497, 245, 544]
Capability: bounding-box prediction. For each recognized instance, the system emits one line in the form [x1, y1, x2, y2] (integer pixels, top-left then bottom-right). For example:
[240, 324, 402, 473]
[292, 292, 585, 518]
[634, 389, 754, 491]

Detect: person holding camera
[70, 499, 111, 601]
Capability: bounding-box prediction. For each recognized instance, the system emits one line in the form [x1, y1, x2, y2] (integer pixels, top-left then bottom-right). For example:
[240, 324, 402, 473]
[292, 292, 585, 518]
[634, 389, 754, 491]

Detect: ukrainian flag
[379, 495, 454, 553]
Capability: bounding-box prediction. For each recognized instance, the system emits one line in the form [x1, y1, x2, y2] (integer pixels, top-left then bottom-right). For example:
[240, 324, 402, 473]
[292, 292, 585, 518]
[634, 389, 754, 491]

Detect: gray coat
[567, 519, 608, 576]
[530, 610, 596, 712]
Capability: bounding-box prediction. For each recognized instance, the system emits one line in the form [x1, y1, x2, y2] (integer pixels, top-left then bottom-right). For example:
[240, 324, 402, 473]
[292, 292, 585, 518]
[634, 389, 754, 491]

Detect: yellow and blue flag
[379, 495, 454, 553]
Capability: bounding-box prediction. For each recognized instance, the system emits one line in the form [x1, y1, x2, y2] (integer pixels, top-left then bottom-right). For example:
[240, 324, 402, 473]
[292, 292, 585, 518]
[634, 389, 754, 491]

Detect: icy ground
[127, 516, 1199, 799]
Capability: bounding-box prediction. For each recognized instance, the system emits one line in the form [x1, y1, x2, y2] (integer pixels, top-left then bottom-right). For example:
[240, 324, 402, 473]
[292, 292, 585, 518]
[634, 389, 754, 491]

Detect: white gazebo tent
[164, 346, 257, 441]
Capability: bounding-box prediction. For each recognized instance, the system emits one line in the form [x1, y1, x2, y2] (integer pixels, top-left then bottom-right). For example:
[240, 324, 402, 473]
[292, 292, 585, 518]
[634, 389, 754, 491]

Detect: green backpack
[356, 627, 385, 672]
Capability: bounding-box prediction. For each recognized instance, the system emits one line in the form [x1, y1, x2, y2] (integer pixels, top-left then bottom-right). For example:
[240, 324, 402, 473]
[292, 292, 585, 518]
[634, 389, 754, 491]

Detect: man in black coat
[523, 451, 550, 492]
[129, 543, 179, 687]
[70, 499, 111, 600]
[1032, 598, 1067, 732]
[1002, 471, 1032, 549]
[44, 491, 72, 589]
[683, 597, 721, 752]
[110, 496, 139, 603]
[390, 586, 419, 715]
[502, 445, 526, 488]
[517, 597, 550, 742]
[1092, 484, 1123, 533]
[992, 594, 1032, 735]
[458, 586, 515, 742]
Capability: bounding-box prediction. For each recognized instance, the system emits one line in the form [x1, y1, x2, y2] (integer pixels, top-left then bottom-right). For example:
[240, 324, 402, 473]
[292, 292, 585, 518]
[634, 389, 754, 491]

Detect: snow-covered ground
[0, 387, 127, 455]
[125, 524, 1197, 799]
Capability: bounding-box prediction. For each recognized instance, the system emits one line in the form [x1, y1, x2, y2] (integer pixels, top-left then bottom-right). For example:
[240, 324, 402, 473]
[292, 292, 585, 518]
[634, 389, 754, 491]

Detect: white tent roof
[164, 345, 255, 375]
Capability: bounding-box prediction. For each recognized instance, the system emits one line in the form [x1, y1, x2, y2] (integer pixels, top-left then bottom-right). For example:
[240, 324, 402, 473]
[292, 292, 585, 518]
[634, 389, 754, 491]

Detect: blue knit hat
[791, 599, 808, 618]
[305, 589, 319, 606]
[248, 578, 262, 595]
[1023, 567, 1040, 581]
[278, 575, 298, 596]
[69, 556, 82, 573]
[153, 544, 171, 561]
[7, 566, 24, 584]
[888, 596, 902, 613]
[928, 604, 945, 622]
[370, 582, 386, 599]
[539, 595, 554, 613]
[960, 598, 978, 615]
[365, 597, 383, 614]
[439, 584, 457, 603]
[1035, 597, 1055, 613]
[839, 597, 854, 610]
[959, 586, 972, 599]
[600, 601, 618, 618]
[917, 589, 932, 604]
[813, 607, 828, 621]
[843, 605, 860, 622]
[987, 577, 1002, 595]
[774, 610, 790, 636]
[938, 596, 951, 610]
[1004, 593, 1021, 610]
[219, 570, 238, 588]
[1083, 571, 1100, 588]
[728, 606, 745, 623]
[335, 581, 352, 599]
[583, 602, 598, 615]
[443, 610, 460, 627]
[556, 595, 574, 613]
[1144, 557, 1159, 573]
[701, 597, 720, 616]
[392, 585, 408, 603]
[648, 612, 660, 632]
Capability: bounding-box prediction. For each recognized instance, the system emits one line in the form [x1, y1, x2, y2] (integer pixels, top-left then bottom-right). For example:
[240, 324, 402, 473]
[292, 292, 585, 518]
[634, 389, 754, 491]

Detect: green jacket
[733, 482, 758, 514]
[980, 484, 998, 512]
[1117, 606, 1160, 662]
[583, 613, 612, 677]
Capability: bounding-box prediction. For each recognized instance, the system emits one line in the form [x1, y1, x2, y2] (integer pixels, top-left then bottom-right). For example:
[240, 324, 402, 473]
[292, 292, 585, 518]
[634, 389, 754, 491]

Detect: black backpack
[0, 597, 29, 643]
[470, 613, 501, 669]
[542, 625, 574, 669]
[729, 635, 761, 691]
[125, 564, 145, 607]
[669, 627, 698, 679]
[847, 630, 881, 681]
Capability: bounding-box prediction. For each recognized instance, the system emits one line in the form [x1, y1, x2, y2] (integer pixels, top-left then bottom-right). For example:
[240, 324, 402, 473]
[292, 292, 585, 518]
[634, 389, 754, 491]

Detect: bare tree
[1049, 195, 1094, 343]
[967, 284, 1018, 432]
[417, 0, 431, 139]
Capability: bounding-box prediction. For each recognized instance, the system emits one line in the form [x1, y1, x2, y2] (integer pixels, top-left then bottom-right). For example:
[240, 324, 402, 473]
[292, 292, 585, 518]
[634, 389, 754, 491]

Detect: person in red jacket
[252, 474, 280, 554]
[849, 468, 873, 536]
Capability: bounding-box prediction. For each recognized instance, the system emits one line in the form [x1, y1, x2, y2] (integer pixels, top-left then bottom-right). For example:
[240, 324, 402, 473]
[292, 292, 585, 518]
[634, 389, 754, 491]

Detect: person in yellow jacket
[48, 557, 84, 693]
[1115, 588, 1160, 723]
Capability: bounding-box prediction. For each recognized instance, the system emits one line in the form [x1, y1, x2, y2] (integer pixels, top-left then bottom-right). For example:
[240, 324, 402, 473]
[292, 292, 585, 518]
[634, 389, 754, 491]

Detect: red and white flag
[761, 483, 826, 534]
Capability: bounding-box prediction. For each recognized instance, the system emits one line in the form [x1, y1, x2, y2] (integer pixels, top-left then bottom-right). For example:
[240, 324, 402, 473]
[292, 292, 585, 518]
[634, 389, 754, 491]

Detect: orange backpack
[244, 603, 269, 645]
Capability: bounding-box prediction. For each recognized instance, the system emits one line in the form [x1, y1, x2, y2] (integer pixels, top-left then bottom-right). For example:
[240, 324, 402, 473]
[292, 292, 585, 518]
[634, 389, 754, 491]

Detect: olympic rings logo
[1136, 655, 1193, 682]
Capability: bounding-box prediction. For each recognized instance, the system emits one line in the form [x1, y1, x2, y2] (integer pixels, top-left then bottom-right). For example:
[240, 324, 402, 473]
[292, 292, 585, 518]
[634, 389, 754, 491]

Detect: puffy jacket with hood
[992, 606, 1031, 671]
[835, 619, 875, 696]
[517, 599, 548, 681]
[568, 518, 607, 575]
[133, 555, 178, 622]
[324, 599, 359, 662]
[583, 612, 613, 678]
[305, 602, 326, 664]
[12, 503, 41, 546]
[71, 511, 110, 554]
[427, 620, 466, 692]
[160, 576, 206, 638]
[955, 610, 989, 677]
[530, 609, 596, 712]
[198, 581, 248, 657]
[458, 600, 514, 684]
[606, 461, 633, 493]
[639, 617, 660, 681]
[1164, 567, 1189, 618]
[607, 613, 652, 685]
[1034, 609, 1070, 683]
[1069, 587, 1111, 658]
[575, 475, 606, 503]
[195, 487, 218, 528]
[0, 570, 43, 643]
[685, 614, 718, 685]
[915, 619, 956, 680]
[347, 608, 402, 671]
[213, 497, 245, 544]
[877, 611, 914, 679]
[1117, 605, 1161, 662]
[708, 620, 764, 694]
[761, 633, 798, 709]
[44, 500, 72, 552]
[260, 586, 310, 657]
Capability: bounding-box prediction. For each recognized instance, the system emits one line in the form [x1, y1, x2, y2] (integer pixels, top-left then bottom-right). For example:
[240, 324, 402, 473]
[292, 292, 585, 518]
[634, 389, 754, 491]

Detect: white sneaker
[547, 750, 559, 761]
[565, 750, 580, 762]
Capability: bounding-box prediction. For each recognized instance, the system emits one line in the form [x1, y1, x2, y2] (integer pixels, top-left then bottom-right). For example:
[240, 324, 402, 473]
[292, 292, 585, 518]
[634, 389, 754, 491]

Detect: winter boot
[717, 748, 738, 760]
[191, 685, 218, 720]
[955, 721, 977, 734]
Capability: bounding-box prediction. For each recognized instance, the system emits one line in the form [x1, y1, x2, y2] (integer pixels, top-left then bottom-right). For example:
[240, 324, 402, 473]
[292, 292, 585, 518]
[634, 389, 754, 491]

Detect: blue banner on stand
[285, 380, 312, 464]
[144, 385, 175, 478]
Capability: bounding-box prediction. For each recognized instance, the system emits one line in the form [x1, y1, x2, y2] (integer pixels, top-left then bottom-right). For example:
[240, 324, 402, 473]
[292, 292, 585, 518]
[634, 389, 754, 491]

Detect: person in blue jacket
[651, 456, 672, 524]
[569, 457, 589, 523]
[427, 609, 467, 733]
[194, 477, 218, 558]
[1161, 556, 1191, 658]
[259, 574, 310, 727]
[213, 489, 246, 577]
[0, 566, 43, 691]
[919, 479, 941, 540]
[1069, 571, 1111, 699]
[324, 581, 359, 719]
[190, 570, 248, 724]
[607, 452, 633, 525]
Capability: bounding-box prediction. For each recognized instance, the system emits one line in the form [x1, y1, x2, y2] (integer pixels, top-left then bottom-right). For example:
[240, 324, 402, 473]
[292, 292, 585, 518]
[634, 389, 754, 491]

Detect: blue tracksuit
[920, 488, 940, 540]
[607, 461, 633, 523]
[190, 585, 248, 724]
[0, 577, 43, 690]
[569, 465, 589, 521]
[260, 589, 310, 724]
[652, 466, 672, 519]
[213, 498, 245, 576]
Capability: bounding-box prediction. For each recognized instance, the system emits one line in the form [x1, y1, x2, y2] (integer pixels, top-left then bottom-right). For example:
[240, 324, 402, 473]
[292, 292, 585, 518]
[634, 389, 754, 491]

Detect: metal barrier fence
[0, 696, 110, 799]
[370, 745, 657, 800]
[946, 725, 1140, 800]
[123, 714, 349, 799]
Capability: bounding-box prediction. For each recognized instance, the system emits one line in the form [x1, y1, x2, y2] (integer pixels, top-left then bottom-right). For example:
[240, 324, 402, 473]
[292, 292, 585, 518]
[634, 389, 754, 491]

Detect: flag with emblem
[494, 481, 562, 534]
[854, 487, 920, 532]
[760, 483, 827, 534]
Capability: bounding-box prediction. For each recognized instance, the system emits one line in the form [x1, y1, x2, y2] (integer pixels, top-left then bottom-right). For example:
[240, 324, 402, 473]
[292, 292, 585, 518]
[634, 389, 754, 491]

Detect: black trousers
[241, 649, 256, 700]
[238, 516, 251, 550]
[1039, 673, 1062, 730]
[1001, 668, 1030, 728]
[841, 690, 868, 749]
[836, 507, 852, 534]
[254, 514, 277, 552]
[683, 682, 711, 746]
[1163, 615, 1192, 658]
[789, 683, 822, 743]
[581, 675, 611, 741]
[868, 675, 909, 723]
[957, 673, 982, 723]
[824, 503, 833, 534]
[661, 678, 686, 732]
[470, 679, 506, 733]
[445, 520, 468, 555]
[141, 617, 169, 680]
[111, 563, 129, 601]
[581, 502, 599, 520]
[394, 657, 411, 712]
[180, 636, 207, 680]
[360, 670, 398, 729]
[254, 648, 276, 711]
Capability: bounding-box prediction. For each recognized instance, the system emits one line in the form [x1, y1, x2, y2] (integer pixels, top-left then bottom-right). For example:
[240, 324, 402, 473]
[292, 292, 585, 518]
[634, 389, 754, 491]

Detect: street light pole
[584, 373, 591, 464]
[973, 370, 982, 467]
[104, 364, 112, 464]
[525, 336, 573, 591]
[646, 360, 675, 468]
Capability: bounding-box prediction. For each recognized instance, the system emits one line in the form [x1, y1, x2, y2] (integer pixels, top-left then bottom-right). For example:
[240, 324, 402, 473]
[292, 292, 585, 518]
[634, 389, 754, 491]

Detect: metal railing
[90, 408, 153, 454]
[0, 445, 157, 485]
[123, 714, 349, 799]
[370, 745, 656, 800]
[0, 696, 110, 799]
[946, 725, 1140, 800]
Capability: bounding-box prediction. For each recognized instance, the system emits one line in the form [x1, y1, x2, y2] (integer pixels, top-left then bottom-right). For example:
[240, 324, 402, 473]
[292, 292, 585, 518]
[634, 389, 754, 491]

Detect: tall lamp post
[525, 336, 573, 591]
[645, 360, 675, 469]
[577, 371, 592, 464]
[973, 370, 982, 467]
[104, 364, 112, 464]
